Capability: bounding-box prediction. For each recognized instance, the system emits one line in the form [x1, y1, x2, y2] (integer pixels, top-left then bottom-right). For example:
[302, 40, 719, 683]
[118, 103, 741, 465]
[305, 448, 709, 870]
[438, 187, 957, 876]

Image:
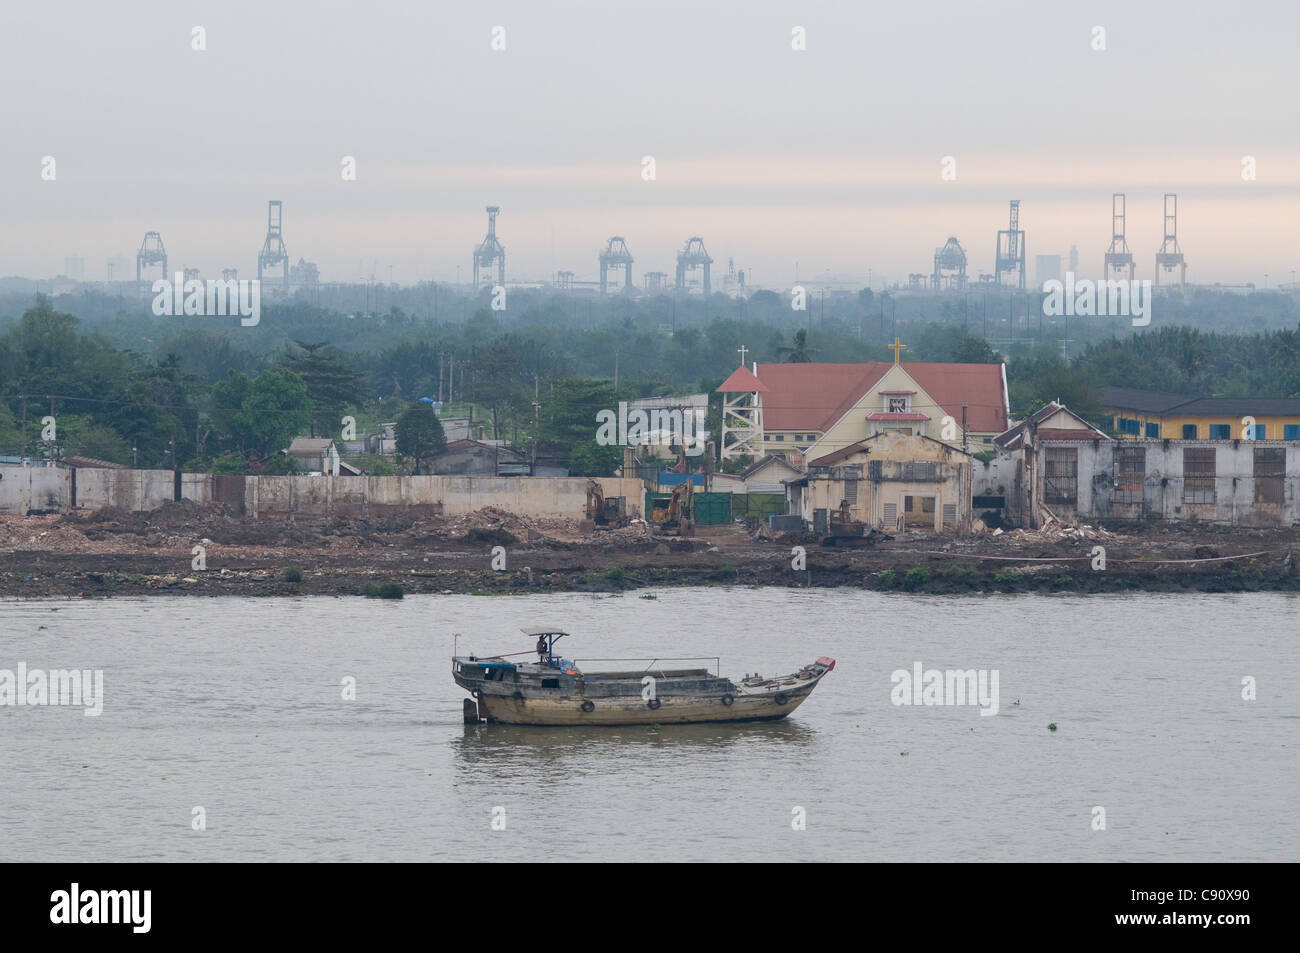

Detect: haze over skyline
[3, 0, 1298, 286]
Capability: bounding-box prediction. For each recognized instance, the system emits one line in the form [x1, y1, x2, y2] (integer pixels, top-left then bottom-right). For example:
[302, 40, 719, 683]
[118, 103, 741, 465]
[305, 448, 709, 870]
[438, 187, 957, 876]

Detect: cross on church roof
[737, 344, 748, 364]
[888, 337, 907, 364]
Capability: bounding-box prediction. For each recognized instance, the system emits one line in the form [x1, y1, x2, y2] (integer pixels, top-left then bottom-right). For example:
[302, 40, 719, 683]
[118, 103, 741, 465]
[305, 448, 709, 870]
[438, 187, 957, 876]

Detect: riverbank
[1, 503, 1296, 598]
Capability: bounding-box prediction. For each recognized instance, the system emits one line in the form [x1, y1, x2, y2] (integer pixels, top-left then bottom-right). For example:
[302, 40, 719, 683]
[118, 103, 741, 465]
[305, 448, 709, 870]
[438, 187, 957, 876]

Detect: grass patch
[362, 581, 404, 599]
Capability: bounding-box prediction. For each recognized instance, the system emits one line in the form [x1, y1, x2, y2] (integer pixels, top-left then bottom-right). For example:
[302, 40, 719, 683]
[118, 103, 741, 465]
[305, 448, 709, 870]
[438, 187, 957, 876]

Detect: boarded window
[843, 480, 858, 505]
[883, 502, 896, 523]
[1254, 447, 1285, 504]
[942, 503, 957, 526]
[1182, 424, 1198, 439]
[903, 495, 934, 526]
[1183, 447, 1215, 504]
[1115, 447, 1145, 504]
[901, 461, 939, 481]
[1043, 447, 1078, 504]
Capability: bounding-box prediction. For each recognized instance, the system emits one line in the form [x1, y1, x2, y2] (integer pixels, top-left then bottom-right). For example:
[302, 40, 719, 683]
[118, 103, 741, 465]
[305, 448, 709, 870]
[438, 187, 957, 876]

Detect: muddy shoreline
[2, 502, 1297, 599]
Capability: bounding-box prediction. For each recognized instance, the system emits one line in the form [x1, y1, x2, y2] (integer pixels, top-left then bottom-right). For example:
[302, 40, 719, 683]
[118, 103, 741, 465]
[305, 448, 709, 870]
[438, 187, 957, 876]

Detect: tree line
[3, 293, 1298, 476]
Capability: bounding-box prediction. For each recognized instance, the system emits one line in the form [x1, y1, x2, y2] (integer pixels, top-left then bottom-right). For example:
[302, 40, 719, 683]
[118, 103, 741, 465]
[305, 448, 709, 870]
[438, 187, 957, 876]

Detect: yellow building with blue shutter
[1104, 387, 1300, 441]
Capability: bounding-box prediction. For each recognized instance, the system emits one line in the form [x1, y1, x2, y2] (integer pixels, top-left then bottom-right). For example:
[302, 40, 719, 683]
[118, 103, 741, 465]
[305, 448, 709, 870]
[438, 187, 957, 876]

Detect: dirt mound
[462, 527, 518, 546]
[64, 506, 136, 526]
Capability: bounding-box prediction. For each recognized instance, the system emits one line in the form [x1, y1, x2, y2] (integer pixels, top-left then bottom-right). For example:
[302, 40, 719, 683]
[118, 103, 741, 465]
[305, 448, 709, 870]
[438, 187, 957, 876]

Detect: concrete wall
[0, 466, 70, 514]
[0, 466, 644, 520]
[75, 469, 213, 511]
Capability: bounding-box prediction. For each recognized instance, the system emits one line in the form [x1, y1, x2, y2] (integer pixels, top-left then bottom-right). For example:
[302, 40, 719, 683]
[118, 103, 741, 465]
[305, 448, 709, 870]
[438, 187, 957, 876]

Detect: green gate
[691, 492, 732, 525]
[732, 493, 786, 522]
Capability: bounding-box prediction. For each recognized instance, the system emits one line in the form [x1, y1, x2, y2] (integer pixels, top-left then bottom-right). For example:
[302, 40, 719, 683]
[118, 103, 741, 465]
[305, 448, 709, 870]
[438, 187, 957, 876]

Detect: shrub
[362, 581, 404, 599]
[902, 566, 932, 590]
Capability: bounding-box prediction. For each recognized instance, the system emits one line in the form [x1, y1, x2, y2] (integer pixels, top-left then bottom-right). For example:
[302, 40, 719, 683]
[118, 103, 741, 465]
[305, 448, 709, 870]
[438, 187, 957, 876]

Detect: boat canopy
[521, 627, 569, 637]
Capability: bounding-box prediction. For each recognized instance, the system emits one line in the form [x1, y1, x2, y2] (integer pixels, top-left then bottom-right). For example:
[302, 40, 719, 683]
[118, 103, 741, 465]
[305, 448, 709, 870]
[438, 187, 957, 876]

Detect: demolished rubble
[1, 501, 1295, 598]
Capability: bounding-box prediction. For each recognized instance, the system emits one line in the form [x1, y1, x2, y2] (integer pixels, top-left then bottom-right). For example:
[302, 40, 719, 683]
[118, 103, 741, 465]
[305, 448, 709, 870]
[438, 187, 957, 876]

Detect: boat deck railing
[572, 657, 721, 677]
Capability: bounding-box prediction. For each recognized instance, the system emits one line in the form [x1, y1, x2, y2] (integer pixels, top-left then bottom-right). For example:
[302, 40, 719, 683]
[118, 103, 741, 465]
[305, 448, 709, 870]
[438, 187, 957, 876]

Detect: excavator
[821, 498, 881, 547]
[649, 479, 694, 537]
[582, 478, 628, 531]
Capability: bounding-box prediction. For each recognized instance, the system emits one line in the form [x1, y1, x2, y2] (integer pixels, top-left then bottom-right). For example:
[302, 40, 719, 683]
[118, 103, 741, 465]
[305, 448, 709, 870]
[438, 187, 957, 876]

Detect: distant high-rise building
[107, 254, 131, 282]
[64, 255, 84, 281]
[1069, 244, 1079, 276]
[1035, 254, 1061, 288]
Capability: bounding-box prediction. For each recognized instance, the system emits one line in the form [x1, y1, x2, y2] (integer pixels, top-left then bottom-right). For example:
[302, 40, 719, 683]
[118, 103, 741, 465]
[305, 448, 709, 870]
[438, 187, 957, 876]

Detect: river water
[2, 589, 1296, 862]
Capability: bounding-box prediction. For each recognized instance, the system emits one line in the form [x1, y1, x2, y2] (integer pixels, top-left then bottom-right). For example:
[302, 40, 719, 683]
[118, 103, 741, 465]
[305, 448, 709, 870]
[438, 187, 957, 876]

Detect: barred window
[1183, 447, 1215, 504]
[1044, 447, 1078, 504]
[1115, 446, 1145, 504]
[1254, 447, 1285, 504]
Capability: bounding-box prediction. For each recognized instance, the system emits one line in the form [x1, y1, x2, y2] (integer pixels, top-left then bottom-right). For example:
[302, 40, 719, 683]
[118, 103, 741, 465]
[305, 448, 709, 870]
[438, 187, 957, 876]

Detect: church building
[717, 339, 1009, 465]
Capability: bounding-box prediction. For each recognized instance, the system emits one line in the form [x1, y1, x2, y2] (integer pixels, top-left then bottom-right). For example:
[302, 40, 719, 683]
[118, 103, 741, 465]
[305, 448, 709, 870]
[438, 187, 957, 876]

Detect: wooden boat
[454, 628, 836, 727]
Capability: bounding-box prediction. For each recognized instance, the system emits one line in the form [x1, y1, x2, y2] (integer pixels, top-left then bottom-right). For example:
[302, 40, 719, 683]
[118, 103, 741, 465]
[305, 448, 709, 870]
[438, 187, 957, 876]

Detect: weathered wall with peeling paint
[795, 432, 972, 533]
[1030, 440, 1300, 527]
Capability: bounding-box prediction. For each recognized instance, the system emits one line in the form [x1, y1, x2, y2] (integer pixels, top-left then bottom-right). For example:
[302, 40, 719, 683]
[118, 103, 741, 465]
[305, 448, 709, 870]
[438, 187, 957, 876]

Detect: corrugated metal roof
[60, 456, 126, 469]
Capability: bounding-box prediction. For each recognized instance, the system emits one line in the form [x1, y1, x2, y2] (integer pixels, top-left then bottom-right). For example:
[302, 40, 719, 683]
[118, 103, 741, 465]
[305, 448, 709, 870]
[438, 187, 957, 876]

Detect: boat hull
[472, 682, 818, 726]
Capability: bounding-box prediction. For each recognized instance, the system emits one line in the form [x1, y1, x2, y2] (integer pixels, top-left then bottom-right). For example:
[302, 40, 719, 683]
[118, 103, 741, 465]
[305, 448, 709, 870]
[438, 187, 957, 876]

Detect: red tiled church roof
[751, 362, 1007, 434]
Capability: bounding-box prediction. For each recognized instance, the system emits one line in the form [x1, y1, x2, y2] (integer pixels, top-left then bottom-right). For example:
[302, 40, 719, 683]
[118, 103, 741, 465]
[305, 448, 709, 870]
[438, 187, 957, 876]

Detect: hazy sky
[3, 0, 1298, 286]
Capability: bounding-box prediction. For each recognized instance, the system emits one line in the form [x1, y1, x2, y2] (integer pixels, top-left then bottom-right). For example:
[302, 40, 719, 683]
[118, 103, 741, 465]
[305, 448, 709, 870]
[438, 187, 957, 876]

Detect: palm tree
[779, 329, 815, 363]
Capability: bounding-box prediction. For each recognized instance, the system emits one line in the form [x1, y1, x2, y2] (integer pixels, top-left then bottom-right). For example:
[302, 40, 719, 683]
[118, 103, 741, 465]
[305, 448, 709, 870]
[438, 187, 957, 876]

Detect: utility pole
[531, 375, 540, 475]
[961, 403, 968, 455]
